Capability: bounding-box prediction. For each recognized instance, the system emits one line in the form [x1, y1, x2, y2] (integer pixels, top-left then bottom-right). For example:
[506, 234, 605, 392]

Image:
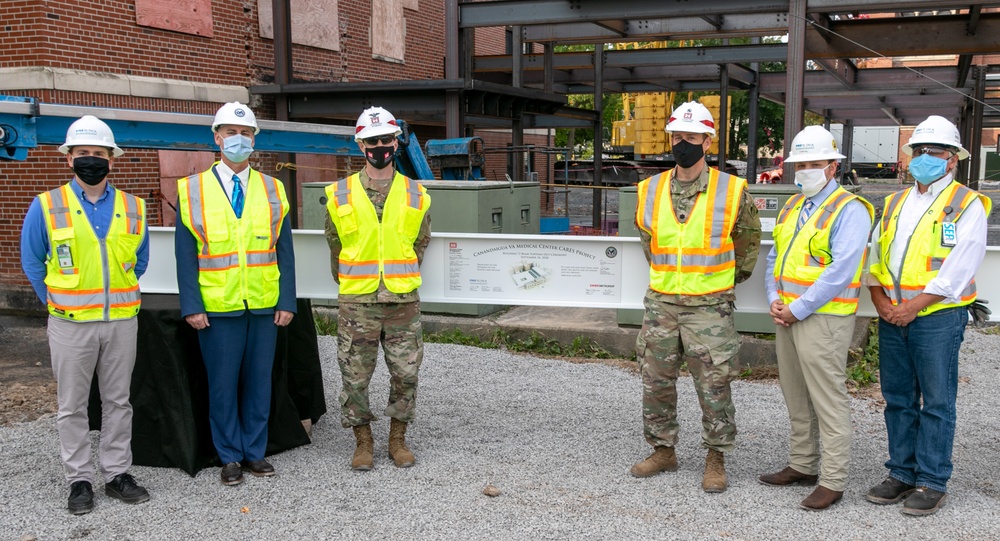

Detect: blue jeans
[878, 307, 966, 493]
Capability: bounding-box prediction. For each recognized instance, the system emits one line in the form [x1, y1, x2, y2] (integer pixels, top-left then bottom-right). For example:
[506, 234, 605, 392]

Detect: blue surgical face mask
[909, 153, 948, 185]
[221, 134, 254, 163]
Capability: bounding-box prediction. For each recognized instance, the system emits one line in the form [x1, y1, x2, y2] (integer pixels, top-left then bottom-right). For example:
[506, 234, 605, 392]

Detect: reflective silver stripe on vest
[59, 269, 76, 275]
[882, 191, 905, 232]
[778, 194, 804, 224]
[198, 253, 239, 270]
[246, 251, 277, 266]
[185, 174, 211, 256]
[48, 288, 140, 309]
[121, 192, 143, 235]
[260, 174, 284, 248]
[930, 257, 944, 271]
[709, 172, 734, 249]
[641, 173, 666, 232]
[335, 180, 351, 206]
[941, 184, 972, 223]
[340, 262, 380, 276]
[779, 280, 860, 300]
[814, 192, 851, 230]
[384, 261, 420, 276]
[47, 186, 72, 230]
[894, 281, 975, 302]
[649, 251, 734, 268]
[404, 177, 422, 209]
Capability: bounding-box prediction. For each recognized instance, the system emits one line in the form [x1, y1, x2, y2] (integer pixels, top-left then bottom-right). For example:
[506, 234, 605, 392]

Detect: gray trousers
[48, 316, 137, 484]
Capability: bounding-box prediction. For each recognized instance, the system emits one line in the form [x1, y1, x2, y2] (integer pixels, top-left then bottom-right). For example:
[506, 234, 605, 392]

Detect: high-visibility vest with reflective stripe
[177, 165, 289, 312]
[636, 168, 745, 295]
[869, 181, 992, 316]
[773, 187, 874, 315]
[325, 171, 430, 295]
[40, 183, 145, 321]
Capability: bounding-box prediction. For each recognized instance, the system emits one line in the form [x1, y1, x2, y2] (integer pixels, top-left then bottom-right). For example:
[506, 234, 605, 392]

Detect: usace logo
[683, 110, 693, 121]
[369, 112, 381, 126]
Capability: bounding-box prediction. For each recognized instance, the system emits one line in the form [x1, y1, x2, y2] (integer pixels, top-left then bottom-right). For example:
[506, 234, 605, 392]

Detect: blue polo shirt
[20, 179, 150, 306]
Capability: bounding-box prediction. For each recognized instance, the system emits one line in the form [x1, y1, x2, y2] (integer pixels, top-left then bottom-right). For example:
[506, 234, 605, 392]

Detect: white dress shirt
[214, 161, 250, 204]
[865, 173, 987, 304]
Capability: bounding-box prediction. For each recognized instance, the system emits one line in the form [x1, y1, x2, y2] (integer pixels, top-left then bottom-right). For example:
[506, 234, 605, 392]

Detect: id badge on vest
[56, 244, 74, 268]
[941, 222, 957, 247]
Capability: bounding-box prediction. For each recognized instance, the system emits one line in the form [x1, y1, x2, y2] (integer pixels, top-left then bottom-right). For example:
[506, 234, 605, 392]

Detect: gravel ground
[3, 329, 1000, 540]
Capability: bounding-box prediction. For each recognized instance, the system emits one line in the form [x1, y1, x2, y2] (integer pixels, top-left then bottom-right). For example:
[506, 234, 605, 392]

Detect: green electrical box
[616, 182, 858, 330]
[301, 180, 540, 316]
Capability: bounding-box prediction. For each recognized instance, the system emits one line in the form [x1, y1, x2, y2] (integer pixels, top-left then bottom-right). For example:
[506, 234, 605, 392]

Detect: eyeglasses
[362, 135, 396, 146]
[912, 146, 954, 158]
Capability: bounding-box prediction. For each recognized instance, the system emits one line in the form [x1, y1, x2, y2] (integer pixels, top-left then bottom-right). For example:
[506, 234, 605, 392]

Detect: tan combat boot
[351, 424, 374, 471]
[388, 418, 415, 468]
[703, 449, 727, 493]
[629, 446, 678, 478]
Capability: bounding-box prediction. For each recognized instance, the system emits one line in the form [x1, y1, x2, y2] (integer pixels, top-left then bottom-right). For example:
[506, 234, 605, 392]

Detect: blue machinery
[0, 95, 362, 161]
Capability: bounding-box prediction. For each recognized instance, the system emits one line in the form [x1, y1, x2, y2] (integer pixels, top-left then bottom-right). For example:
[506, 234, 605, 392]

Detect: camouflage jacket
[637, 166, 761, 306]
[325, 168, 432, 304]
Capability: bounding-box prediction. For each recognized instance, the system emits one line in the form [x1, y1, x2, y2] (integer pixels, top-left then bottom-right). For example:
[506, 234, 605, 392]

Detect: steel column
[782, 0, 806, 184]
[592, 45, 604, 230]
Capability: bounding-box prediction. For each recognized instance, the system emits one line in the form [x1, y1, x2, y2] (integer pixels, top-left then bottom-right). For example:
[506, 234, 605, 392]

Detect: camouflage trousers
[337, 301, 423, 428]
[635, 297, 741, 452]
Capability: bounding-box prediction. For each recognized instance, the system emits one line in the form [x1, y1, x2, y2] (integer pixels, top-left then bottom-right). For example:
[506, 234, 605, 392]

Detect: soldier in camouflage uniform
[631, 101, 761, 493]
[325, 107, 432, 470]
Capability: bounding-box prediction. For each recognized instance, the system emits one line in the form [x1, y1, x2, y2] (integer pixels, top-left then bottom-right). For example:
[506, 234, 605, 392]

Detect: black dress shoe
[866, 476, 916, 505]
[106, 472, 150, 504]
[221, 462, 244, 486]
[242, 459, 276, 477]
[902, 487, 948, 516]
[68, 481, 94, 515]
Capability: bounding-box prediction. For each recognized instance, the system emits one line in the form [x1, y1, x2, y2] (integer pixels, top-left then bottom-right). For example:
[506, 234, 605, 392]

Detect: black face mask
[72, 156, 110, 186]
[365, 145, 395, 170]
[672, 140, 705, 169]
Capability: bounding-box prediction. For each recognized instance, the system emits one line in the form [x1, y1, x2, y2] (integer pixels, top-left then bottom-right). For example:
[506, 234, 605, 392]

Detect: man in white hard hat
[20, 115, 151, 514]
[630, 101, 761, 493]
[865, 115, 991, 516]
[324, 106, 431, 470]
[175, 102, 296, 485]
[758, 125, 874, 510]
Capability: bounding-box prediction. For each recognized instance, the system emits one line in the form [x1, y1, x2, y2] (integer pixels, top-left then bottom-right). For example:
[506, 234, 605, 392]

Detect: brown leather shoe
[629, 446, 678, 478]
[220, 462, 244, 486]
[800, 486, 844, 511]
[243, 459, 276, 477]
[759, 466, 819, 487]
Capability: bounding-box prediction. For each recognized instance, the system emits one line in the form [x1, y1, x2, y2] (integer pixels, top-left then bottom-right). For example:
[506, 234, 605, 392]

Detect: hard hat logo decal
[369, 112, 381, 126]
[683, 111, 693, 121]
[235, 109, 245, 118]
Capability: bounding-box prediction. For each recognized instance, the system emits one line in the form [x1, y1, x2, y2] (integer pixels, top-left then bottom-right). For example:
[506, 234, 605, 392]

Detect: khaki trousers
[48, 316, 137, 484]
[774, 313, 854, 492]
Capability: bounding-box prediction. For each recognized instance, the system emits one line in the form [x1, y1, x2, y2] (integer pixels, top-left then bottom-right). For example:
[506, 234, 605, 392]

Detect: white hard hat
[784, 125, 845, 163]
[58, 115, 123, 157]
[212, 102, 260, 134]
[902, 115, 969, 160]
[664, 101, 716, 136]
[355, 106, 402, 142]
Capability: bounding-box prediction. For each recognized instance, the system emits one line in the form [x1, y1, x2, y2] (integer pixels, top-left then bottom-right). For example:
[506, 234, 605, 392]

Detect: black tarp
[88, 294, 327, 476]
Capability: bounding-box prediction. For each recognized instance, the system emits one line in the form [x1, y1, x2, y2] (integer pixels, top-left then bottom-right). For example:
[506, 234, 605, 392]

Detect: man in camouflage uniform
[325, 107, 432, 470]
[631, 101, 761, 493]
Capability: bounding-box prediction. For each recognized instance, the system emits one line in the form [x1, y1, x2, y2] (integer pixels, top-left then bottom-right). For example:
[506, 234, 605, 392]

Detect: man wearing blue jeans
[866, 115, 991, 516]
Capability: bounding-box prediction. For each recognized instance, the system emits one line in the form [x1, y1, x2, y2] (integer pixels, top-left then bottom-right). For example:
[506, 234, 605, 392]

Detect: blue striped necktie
[231, 174, 245, 219]
[797, 199, 814, 230]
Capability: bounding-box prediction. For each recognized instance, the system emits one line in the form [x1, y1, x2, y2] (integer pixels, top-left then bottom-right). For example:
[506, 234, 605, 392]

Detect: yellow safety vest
[869, 180, 992, 316]
[40, 183, 145, 321]
[636, 168, 745, 295]
[325, 171, 430, 295]
[773, 187, 874, 315]
[177, 165, 289, 312]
